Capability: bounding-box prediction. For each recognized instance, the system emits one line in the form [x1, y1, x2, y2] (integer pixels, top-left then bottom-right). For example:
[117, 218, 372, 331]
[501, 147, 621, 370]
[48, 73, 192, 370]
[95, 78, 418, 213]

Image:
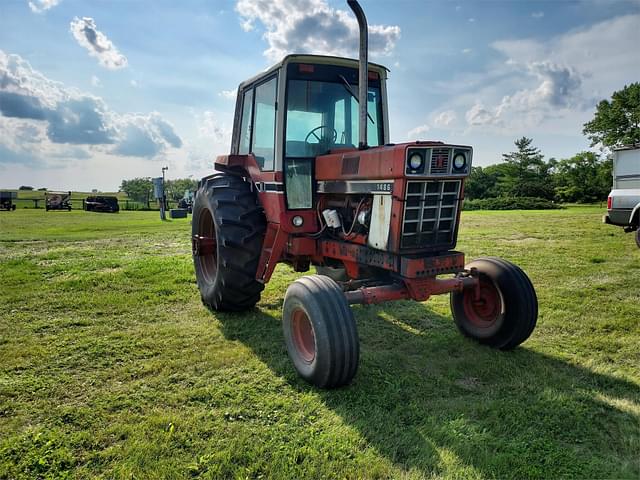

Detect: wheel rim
[463, 277, 504, 329]
[198, 208, 217, 282]
[291, 308, 316, 363]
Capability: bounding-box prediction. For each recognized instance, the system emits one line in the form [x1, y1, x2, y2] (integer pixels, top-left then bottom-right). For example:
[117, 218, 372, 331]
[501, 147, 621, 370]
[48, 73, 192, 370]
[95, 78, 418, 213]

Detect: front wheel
[450, 257, 537, 350]
[283, 275, 359, 388]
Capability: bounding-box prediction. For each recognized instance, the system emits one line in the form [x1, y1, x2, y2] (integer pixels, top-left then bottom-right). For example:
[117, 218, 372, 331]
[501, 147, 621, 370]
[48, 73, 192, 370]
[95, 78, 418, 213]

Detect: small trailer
[603, 144, 640, 247]
[85, 195, 119, 213]
[0, 191, 17, 211]
[45, 191, 72, 211]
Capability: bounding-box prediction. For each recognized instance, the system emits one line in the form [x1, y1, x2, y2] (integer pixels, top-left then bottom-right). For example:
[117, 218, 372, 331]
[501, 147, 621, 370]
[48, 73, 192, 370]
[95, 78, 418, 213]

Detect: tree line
[119, 177, 198, 205]
[466, 138, 612, 204]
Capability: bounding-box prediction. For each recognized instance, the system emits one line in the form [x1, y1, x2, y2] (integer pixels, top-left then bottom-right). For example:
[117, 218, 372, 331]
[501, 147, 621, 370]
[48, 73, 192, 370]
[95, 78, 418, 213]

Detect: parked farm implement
[84, 195, 120, 213]
[45, 191, 72, 211]
[192, 0, 538, 388]
[0, 191, 17, 211]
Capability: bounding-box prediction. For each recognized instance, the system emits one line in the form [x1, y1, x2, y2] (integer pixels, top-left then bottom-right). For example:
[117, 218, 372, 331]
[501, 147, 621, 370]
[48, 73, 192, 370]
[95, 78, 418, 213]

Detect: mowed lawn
[0, 207, 638, 479]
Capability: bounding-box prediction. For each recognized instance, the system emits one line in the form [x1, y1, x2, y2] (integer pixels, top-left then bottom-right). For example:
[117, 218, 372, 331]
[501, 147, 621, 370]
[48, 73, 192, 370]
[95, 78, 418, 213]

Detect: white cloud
[91, 75, 101, 87]
[461, 48, 471, 54]
[130, 79, 139, 87]
[460, 14, 639, 131]
[219, 88, 237, 100]
[433, 110, 457, 127]
[70, 17, 128, 70]
[532, 11, 544, 19]
[468, 18, 476, 23]
[114, 113, 182, 158]
[0, 50, 181, 164]
[235, 0, 401, 61]
[464, 62, 583, 127]
[28, 0, 59, 13]
[198, 111, 230, 143]
[407, 124, 430, 139]
[465, 104, 497, 126]
[490, 14, 639, 94]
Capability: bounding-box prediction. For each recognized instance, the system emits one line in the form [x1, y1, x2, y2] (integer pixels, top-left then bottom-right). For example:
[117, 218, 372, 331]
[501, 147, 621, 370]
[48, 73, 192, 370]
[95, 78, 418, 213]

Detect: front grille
[430, 148, 450, 174]
[401, 180, 462, 249]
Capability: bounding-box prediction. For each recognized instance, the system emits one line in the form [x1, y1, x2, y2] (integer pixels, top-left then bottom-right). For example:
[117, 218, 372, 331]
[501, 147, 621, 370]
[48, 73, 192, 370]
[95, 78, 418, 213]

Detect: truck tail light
[607, 196, 612, 209]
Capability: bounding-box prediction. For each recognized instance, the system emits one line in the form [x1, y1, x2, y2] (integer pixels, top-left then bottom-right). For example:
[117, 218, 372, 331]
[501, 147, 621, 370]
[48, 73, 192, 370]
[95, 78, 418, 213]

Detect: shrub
[463, 196, 562, 211]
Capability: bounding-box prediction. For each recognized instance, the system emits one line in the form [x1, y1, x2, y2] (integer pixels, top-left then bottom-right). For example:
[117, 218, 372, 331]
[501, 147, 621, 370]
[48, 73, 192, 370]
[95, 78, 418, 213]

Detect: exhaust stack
[347, 0, 368, 150]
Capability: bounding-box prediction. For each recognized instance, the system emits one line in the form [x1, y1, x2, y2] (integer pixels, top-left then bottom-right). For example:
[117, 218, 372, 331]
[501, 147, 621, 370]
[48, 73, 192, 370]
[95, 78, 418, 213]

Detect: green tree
[165, 178, 198, 201]
[18, 185, 34, 190]
[500, 137, 554, 200]
[553, 152, 612, 203]
[465, 164, 510, 199]
[583, 83, 640, 148]
[119, 178, 153, 205]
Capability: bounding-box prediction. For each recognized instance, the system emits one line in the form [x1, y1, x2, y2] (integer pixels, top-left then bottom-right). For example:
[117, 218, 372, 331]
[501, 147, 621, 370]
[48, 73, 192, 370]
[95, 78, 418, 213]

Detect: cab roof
[237, 54, 389, 91]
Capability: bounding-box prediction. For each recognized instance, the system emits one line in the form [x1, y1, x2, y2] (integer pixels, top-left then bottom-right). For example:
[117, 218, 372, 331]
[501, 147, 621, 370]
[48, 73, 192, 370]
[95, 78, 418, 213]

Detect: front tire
[192, 174, 266, 311]
[450, 257, 537, 350]
[283, 275, 359, 388]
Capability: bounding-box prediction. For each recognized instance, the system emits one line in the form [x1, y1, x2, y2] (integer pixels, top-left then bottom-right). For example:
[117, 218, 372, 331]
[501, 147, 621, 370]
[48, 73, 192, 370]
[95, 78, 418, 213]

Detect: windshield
[285, 79, 383, 158]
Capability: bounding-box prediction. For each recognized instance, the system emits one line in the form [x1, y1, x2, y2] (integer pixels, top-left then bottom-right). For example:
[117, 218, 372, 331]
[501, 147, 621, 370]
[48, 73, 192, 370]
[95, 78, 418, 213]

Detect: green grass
[0, 207, 638, 479]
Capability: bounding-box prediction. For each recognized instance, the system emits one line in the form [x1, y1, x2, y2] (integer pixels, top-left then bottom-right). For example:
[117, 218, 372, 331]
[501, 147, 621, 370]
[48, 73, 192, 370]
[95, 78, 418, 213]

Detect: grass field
[0, 207, 638, 479]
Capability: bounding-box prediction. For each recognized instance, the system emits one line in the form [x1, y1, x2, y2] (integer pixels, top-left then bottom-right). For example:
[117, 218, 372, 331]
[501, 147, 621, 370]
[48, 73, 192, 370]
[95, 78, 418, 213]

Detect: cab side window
[238, 89, 253, 155]
[251, 77, 277, 170]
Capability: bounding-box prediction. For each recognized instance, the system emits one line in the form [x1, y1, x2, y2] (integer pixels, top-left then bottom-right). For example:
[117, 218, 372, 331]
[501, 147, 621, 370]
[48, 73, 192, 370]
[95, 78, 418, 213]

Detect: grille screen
[430, 148, 450, 174]
[401, 180, 461, 249]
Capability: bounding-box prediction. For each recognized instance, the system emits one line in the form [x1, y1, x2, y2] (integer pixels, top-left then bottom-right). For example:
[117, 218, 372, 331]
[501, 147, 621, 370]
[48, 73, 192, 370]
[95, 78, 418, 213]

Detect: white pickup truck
[603, 144, 640, 247]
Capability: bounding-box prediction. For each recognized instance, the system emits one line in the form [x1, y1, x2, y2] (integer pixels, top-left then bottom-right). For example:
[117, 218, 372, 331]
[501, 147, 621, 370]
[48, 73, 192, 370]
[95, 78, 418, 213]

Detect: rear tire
[283, 275, 359, 388]
[450, 257, 537, 350]
[192, 174, 266, 311]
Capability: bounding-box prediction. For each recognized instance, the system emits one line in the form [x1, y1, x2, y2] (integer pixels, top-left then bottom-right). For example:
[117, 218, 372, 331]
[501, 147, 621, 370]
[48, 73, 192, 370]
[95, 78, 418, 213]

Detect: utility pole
[161, 166, 168, 220]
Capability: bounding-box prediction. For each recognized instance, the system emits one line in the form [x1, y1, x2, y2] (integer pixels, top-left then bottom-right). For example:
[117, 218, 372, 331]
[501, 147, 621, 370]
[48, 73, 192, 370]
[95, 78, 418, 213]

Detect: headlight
[453, 153, 466, 169]
[409, 153, 423, 170]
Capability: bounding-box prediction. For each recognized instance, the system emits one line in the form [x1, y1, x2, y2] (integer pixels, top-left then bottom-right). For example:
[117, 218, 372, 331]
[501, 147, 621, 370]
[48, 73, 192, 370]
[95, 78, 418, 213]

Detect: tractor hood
[315, 142, 473, 181]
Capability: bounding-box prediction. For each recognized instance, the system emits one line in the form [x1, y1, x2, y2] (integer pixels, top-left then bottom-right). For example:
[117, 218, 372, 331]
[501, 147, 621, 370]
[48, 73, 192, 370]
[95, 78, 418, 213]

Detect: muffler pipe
[347, 0, 368, 150]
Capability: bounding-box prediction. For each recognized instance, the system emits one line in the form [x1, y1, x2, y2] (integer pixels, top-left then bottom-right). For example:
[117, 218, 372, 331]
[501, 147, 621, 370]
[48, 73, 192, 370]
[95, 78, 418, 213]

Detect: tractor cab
[229, 55, 389, 210]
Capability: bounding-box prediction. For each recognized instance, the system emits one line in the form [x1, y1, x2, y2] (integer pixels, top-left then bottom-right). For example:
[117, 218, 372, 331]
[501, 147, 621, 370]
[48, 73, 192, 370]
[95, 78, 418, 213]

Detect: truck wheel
[450, 257, 537, 350]
[192, 174, 266, 311]
[283, 275, 359, 388]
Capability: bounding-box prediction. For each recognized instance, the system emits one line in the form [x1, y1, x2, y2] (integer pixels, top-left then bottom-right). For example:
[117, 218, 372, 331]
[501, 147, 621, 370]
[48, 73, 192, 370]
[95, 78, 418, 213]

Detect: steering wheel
[304, 125, 338, 145]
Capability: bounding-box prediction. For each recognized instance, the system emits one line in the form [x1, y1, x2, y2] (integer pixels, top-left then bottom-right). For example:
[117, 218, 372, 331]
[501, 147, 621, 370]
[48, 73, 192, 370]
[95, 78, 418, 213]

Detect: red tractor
[192, 0, 537, 388]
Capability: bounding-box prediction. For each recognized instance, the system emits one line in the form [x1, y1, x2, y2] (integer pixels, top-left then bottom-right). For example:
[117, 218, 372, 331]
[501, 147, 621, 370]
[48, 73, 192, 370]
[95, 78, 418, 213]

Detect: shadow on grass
[215, 301, 640, 478]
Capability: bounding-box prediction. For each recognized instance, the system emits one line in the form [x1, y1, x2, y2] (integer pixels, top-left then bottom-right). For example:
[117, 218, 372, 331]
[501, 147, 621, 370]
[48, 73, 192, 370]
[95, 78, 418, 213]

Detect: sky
[0, 0, 639, 191]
